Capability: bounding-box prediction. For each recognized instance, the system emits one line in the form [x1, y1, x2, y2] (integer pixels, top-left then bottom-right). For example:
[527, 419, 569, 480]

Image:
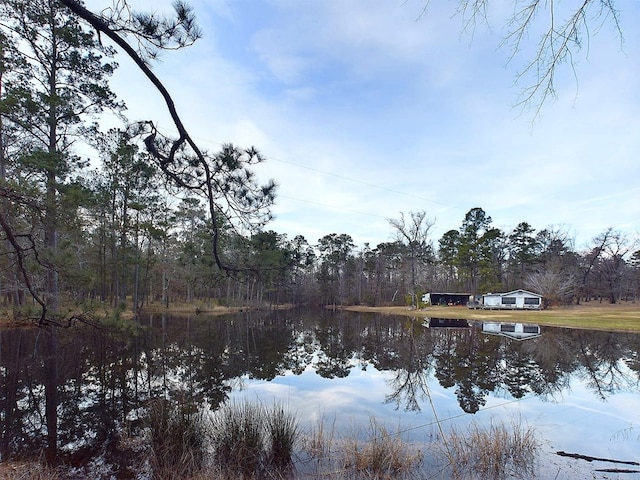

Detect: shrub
[208, 400, 299, 478]
[146, 398, 206, 479]
[266, 402, 299, 468]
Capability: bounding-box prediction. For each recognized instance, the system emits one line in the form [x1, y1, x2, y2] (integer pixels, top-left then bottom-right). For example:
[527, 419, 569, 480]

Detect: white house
[481, 322, 542, 341]
[479, 289, 543, 310]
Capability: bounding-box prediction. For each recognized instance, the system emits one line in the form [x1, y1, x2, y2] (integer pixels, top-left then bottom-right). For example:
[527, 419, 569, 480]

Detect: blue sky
[94, 0, 640, 249]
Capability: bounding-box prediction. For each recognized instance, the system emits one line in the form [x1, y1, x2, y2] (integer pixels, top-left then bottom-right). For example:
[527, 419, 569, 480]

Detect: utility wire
[154, 125, 457, 210]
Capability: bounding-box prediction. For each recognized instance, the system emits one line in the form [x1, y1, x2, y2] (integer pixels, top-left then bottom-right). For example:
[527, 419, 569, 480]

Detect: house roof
[425, 292, 472, 296]
[483, 289, 542, 298]
[482, 330, 543, 341]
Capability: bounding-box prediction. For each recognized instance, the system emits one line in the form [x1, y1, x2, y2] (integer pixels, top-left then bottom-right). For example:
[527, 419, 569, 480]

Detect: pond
[1, 309, 639, 478]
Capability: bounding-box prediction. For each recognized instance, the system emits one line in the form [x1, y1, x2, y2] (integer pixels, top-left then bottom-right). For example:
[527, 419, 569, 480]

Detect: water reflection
[1, 309, 639, 468]
[481, 321, 542, 340]
[423, 318, 471, 328]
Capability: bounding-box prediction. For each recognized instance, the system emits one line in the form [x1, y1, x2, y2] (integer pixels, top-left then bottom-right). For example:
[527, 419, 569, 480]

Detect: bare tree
[525, 271, 576, 307]
[388, 211, 435, 307]
[578, 227, 613, 303]
[593, 229, 637, 303]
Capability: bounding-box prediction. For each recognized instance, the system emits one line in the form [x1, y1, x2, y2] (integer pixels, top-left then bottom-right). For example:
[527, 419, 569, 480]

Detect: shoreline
[2, 301, 639, 333]
[339, 301, 640, 332]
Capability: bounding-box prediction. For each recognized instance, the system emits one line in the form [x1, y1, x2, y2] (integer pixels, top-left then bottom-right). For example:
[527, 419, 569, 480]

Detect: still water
[1, 308, 638, 477]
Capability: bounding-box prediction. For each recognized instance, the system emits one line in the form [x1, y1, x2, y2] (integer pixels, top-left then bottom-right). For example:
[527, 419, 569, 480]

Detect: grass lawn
[342, 301, 640, 333]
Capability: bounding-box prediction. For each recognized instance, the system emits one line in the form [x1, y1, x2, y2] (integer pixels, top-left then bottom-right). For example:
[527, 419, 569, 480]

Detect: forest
[1, 0, 638, 325]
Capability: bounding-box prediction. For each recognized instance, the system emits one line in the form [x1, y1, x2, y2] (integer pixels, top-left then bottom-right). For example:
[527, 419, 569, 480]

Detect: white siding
[483, 295, 502, 306]
[479, 290, 542, 309]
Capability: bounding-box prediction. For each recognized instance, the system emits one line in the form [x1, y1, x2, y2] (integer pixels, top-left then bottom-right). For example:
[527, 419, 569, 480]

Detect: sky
[88, 0, 640, 250]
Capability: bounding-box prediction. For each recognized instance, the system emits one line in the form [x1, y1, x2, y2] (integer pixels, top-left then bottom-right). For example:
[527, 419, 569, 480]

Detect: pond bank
[3, 301, 638, 333]
[339, 301, 640, 332]
[0, 302, 294, 328]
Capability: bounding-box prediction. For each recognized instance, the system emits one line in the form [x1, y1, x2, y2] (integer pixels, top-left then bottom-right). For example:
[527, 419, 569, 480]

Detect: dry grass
[0, 462, 62, 480]
[0, 417, 538, 480]
[343, 301, 640, 332]
[437, 419, 539, 480]
[302, 417, 334, 460]
[300, 417, 423, 480]
[342, 419, 424, 479]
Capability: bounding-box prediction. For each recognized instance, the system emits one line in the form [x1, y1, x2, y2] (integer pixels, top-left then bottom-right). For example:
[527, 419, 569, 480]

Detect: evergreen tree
[0, 0, 121, 322]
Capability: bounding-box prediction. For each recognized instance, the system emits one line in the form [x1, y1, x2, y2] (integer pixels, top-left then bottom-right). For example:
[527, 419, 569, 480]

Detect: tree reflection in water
[1, 309, 639, 470]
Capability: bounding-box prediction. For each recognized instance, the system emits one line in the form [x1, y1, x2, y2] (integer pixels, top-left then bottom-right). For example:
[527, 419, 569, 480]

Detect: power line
[276, 194, 391, 221]
[81, 123, 459, 233]
[154, 124, 457, 210]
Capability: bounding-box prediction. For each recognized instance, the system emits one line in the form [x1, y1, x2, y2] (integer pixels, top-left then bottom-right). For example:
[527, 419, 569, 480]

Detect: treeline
[1, 1, 638, 320]
[2, 136, 638, 311]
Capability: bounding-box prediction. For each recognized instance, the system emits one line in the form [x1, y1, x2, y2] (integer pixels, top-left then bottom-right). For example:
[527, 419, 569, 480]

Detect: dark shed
[424, 292, 471, 306]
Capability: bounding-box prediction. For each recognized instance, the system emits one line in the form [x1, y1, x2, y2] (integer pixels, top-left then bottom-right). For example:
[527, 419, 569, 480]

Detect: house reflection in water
[423, 318, 471, 329]
[481, 322, 542, 340]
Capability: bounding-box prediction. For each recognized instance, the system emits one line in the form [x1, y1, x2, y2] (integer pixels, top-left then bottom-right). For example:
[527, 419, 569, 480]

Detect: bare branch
[59, 0, 273, 274]
[449, 0, 624, 114]
[0, 210, 48, 324]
